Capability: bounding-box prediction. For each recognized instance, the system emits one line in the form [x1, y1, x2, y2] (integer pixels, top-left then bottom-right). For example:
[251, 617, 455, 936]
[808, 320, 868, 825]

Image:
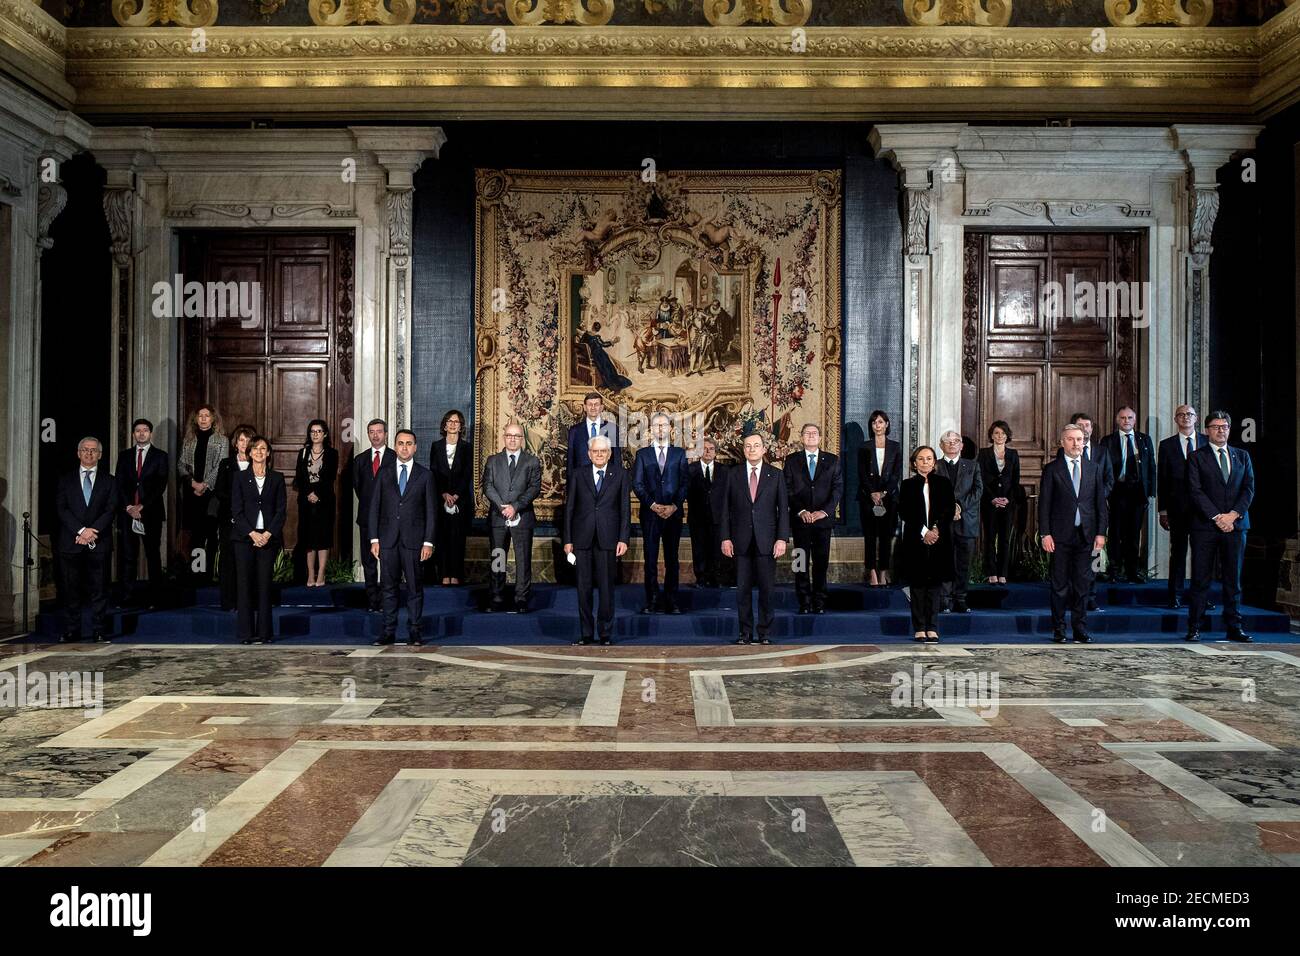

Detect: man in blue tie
[567, 391, 621, 478]
[1157, 404, 1208, 609]
[784, 423, 843, 614]
[369, 429, 436, 646]
[56, 438, 118, 642]
[1070, 411, 1113, 610]
[633, 412, 689, 614]
[1101, 406, 1156, 584]
[1185, 411, 1255, 643]
[1039, 424, 1108, 643]
[564, 436, 631, 645]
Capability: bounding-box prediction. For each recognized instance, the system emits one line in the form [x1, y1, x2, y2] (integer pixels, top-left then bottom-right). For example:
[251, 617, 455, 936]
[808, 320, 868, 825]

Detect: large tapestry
[473, 168, 842, 519]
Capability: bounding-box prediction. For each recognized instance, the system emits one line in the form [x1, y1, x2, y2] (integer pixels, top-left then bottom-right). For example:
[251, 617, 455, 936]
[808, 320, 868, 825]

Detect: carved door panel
[179, 230, 355, 557]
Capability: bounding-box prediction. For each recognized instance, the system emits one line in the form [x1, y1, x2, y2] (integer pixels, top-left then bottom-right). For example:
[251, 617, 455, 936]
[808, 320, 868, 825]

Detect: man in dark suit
[633, 412, 690, 614]
[937, 429, 983, 613]
[482, 422, 542, 613]
[1157, 404, 1209, 610]
[352, 418, 395, 612]
[114, 417, 168, 605]
[567, 391, 621, 478]
[1039, 423, 1108, 643]
[1071, 411, 1113, 610]
[1100, 405, 1156, 583]
[56, 437, 118, 642]
[784, 423, 842, 614]
[687, 437, 728, 587]
[369, 429, 436, 646]
[1185, 411, 1255, 643]
[720, 433, 790, 645]
[563, 435, 631, 645]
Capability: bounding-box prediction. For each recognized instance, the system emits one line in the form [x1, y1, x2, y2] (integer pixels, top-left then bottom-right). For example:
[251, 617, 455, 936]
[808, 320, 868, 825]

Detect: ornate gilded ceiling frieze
[506, 0, 614, 25]
[703, 0, 811, 27]
[112, 0, 219, 27]
[1104, 0, 1213, 27]
[904, 0, 1010, 27]
[308, 0, 416, 25]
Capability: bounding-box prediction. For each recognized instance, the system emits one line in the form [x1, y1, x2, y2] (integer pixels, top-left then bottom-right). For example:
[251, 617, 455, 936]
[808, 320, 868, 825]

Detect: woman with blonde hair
[178, 404, 227, 582]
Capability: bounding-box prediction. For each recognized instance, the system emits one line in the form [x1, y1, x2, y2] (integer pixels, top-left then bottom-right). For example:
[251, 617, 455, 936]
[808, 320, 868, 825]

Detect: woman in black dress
[214, 424, 257, 610]
[977, 419, 1021, 584]
[898, 445, 955, 643]
[293, 419, 338, 587]
[232, 435, 286, 644]
[430, 408, 473, 585]
[178, 404, 227, 582]
[857, 409, 902, 587]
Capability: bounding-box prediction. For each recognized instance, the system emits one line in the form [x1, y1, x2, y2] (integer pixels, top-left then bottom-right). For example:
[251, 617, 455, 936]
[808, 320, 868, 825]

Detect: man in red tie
[719, 433, 790, 645]
[352, 418, 394, 612]
[114, 418, 168, 606]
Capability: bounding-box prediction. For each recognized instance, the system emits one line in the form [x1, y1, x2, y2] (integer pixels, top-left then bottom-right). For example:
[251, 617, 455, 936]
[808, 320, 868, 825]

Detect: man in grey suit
[938, 430, 983, 613]
[483, 422, 542, 613]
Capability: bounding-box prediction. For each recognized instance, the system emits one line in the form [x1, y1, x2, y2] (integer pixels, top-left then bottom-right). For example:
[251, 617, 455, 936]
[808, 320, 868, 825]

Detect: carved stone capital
[905, 0, 1011, 27]
[112, 0, 219, 27]
[103, 186, 134, 267]
[385, 188, 412, 267]
[308, 0, 414, 25]
[703, 0, 810, 27]
[1104, 0, 1211, 28]
[36, 181, 67, 251]
[904, 185, 931, 261]
[509, 0, 614, 26]
[1189, 185, 1219, 263]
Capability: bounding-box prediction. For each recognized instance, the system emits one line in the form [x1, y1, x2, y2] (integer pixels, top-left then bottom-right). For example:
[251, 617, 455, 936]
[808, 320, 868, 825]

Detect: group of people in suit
[52, 389, 1256, 649]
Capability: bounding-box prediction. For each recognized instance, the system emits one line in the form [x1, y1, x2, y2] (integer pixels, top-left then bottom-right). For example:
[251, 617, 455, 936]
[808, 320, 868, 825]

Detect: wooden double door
[961, 231, 1143, 516]
[179, 230, 356, 555]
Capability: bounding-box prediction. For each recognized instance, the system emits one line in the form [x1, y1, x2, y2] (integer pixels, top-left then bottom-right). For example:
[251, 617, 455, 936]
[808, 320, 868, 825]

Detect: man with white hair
[564, 434, 631, 645]
[1039, 423, 1108, 643]
[55, 437, 118, 642]
[937, 430, 982, 613]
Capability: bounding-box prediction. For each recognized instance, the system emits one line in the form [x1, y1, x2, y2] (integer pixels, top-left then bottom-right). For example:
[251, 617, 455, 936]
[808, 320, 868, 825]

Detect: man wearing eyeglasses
[1184, 411, 1255, 643]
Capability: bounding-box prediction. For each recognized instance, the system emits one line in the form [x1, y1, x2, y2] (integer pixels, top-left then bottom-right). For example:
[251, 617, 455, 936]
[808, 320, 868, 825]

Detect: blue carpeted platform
[29, 582, 1297, 646]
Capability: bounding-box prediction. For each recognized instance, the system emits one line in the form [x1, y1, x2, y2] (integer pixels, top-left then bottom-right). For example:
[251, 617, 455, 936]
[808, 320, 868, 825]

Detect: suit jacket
[483, 448, 542, 530]
[857, 439, 903, 504]
[230, 467, 288, 541]
[1038, 454, 1108, 541]
[293, 446, 338, 508]
[56, 466, 117, 555]
[976, 446, 1020, 506]
[936, 455, 982, 538]
[567, 417, 620, 476]
[352, 446, 396, 530]
[686, 460, 728, 527]
[897, 473, 956, 585]
[1187, 444, 1254, 533]
[784, 449, 843, 530]
[633, 444, 689, 514]
[564, 464, 631, 551]
[1157, 432, 1209, 517]
[1101, 429, 1156, 497]
[718, 460, 791, 554]
[430, 438, 474, 528]
[369, 459, 436, 550]
[115, 444, 169, 525]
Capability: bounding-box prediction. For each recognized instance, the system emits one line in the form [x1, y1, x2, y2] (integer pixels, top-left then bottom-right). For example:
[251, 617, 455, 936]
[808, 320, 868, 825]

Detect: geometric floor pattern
[2, 641, 1299, 867]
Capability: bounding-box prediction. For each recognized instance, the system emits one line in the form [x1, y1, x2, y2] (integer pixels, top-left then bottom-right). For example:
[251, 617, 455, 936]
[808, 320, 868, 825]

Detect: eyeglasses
[1206, 423, 1230, 430]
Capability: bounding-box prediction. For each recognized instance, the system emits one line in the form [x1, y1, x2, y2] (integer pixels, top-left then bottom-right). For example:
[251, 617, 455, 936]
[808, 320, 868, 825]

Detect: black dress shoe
[1206, 602, 1217, 611]
[240, 639, 253, 645]
[407, 635, 424, 646]
[1227, 630, 1253, 643]
[485, 601, 504, 614]
[732, 636, 752, 645]
[1184, 631, 1200, 642]
[514, 603, 530, 614]
[639, 604, 659, 615]
[798, 605, 811, 615]
[373, 636, 396, 646]
[599, 636, 612, 646]
[813, 604, 826, 615]
[664, 604, 681, 615]
[1052, 629, 1068, 644]
[1167, 598, 1183, 610]
[755, 636, 772, 645]
[93, 632, 110, 643]
[60, 633, 79, 644]
[1086, 599, 1099, 612]
[952, 603, 969, 614]
[1073, 632, 1091, 644]
[574, 637, 593, 645]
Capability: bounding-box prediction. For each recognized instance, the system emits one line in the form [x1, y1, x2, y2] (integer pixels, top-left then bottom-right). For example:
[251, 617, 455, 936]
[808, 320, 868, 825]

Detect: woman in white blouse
[898, 446, 955, 643]
[429, 409, 473, 585]
[231, 436, 286, 644]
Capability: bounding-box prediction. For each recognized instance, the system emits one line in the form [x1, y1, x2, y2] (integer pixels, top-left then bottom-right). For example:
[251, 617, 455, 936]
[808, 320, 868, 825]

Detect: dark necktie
[509, 453, 517, 473]
[399, 463, 408, 496]
[1185, 436, 1193, 458]
[595, 469, 604, 494]
[1218, 448, 1230, 482]
[1124, 433, 1137, 479]
[135, 447, 143, 505]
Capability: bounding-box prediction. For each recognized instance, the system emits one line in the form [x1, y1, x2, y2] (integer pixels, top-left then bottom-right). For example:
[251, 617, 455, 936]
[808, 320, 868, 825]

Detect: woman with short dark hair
[232, 436, 286, 644]
[293, 419, 338, 587]
[977, 419, 1020, 584]
[898, 445, 955, 643]
[857, 409, 902, 587]
[430, 408, 473, 585]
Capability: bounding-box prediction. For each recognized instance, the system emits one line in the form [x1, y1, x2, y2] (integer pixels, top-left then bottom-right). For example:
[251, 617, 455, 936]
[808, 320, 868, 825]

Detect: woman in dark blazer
[977, 419, 1021, 584]
[857, 409, 903, 587]
[430, 408, 473, 585]
[898, 445, 955, 643]
[214, 424, 257, 611]
[293, 419, 338, 587]
[231, 435, 287, 644]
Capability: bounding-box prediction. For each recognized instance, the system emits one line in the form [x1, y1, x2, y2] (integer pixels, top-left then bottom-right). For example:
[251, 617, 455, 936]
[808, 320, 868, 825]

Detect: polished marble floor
[1, 640, 1298, 867]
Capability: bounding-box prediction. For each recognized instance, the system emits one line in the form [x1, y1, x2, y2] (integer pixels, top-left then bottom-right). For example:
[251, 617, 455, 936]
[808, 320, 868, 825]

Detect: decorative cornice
[962, 199, 1155, 221]
[166, 201, 355, 222]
